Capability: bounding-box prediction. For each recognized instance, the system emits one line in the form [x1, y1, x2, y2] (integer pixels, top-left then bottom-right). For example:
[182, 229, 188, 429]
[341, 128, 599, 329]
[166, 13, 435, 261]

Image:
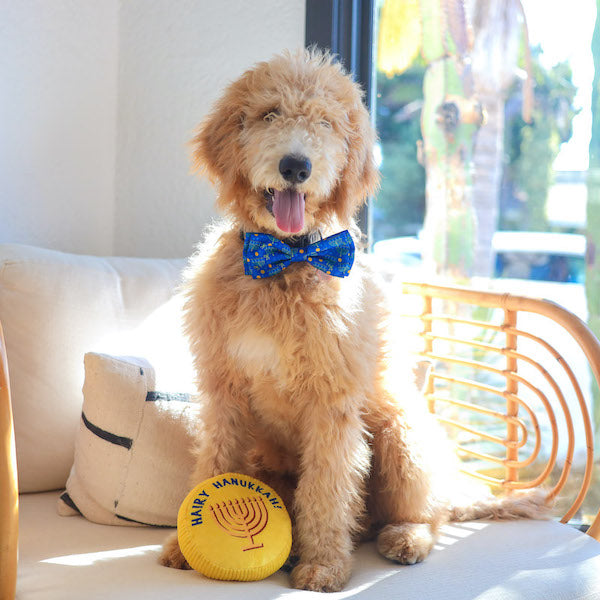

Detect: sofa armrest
[0, 321, 17, 600]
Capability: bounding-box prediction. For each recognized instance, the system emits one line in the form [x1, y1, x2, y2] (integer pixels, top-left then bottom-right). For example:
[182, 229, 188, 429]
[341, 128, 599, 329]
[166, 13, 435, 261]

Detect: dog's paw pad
[291, 562, 350, 592]
[377, 523, 434, 565]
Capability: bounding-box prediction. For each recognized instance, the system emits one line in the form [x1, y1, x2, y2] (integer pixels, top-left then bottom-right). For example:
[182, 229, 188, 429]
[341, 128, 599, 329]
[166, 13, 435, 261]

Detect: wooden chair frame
[401, 282, 600, 540]
[1, 282, 600, 599]
[1, 322, 18, 600]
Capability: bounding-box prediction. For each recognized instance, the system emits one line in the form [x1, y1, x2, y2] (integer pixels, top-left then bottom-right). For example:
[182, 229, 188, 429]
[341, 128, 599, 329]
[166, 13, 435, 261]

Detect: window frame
[305, 0, 376, 236]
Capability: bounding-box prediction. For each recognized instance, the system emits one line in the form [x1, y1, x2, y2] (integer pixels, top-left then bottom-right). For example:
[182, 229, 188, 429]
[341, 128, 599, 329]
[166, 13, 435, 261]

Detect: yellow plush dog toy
[177, 473, 292, 581]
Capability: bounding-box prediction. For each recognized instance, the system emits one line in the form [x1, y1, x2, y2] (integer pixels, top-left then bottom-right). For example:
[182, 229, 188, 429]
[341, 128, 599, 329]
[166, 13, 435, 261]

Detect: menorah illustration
[209, 496, 269, 551]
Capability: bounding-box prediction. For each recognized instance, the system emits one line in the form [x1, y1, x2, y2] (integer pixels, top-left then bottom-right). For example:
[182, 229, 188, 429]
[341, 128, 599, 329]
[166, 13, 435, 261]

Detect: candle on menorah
[209, 496, 268, 551]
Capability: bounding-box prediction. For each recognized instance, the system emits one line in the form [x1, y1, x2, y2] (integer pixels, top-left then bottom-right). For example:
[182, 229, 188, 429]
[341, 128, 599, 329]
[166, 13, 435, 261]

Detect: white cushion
[0, 243, 186, 492]
[18, 491, 600, 599]
[58, 353, 198, 527]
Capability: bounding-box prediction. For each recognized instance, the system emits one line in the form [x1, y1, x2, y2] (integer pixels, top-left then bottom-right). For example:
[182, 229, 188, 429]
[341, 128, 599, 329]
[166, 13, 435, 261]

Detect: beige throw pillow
[58, 353, 198, 527]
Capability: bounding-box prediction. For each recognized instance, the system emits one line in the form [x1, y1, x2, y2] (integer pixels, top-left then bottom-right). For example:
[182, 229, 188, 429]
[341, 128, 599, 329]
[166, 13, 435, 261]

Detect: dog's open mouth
[264, 188, 305, 234]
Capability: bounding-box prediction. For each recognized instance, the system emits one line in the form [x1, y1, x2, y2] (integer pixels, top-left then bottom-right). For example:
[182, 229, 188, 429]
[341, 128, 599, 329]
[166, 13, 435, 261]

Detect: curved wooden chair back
[401, 282, 600, 540]
[0, 322, 18, 600]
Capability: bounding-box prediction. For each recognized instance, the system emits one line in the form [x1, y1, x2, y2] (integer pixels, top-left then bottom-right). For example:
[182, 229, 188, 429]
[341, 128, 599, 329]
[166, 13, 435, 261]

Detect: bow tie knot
[243, 231, 355, 279]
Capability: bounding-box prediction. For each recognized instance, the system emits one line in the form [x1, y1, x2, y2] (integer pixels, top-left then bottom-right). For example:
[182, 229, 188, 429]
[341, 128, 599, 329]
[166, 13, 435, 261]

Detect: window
[305, 0, 375, 233]
[306, 0, 600, 527]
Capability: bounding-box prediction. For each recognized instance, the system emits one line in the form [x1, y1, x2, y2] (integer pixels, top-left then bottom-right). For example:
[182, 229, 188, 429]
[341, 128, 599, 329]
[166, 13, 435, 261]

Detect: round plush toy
[177, 472, 292, 581]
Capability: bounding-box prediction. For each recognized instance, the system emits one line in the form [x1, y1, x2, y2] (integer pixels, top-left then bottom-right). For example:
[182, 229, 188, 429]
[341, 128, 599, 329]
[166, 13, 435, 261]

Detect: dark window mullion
[305, 0, 376, 237]
[305, 0, 374, 103]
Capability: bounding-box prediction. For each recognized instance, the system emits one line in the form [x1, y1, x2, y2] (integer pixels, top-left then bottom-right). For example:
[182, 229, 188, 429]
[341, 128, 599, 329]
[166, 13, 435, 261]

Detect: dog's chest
[219, 264, 377, 428]
[227, 329, 281, 377]
[227, 326, 309, 438]
[226, 302, 355, 391]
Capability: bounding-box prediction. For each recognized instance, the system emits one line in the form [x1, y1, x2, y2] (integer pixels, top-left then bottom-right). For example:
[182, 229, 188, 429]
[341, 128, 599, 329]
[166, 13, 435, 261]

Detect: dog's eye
[263, 110, 280, 123]
[320, 119, 332, 129]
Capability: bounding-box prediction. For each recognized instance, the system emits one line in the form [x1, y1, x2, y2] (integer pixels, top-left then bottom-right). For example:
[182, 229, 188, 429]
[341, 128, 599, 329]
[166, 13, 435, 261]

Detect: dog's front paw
[291, 561, 350, 593]
[159, 532, 191, 570]
[377, 523, 434, 565]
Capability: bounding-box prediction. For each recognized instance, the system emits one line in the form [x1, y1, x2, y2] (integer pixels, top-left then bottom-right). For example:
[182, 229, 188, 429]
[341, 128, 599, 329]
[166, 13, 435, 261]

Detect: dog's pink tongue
[273, 189, 305, 233]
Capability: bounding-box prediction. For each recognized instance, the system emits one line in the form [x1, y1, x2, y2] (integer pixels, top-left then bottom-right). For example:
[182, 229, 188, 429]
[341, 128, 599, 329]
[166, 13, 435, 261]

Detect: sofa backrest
[0, 243, 187, 492]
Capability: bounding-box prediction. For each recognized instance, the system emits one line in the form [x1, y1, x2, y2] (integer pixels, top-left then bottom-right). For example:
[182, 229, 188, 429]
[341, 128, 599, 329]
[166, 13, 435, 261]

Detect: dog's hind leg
[376, 522, 435, 564]
[159, 532, 191, 570]
[365, 400, 448, 565]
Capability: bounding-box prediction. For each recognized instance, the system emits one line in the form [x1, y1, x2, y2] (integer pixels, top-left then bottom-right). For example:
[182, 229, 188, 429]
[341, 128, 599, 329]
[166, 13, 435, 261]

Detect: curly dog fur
[159, 50, 549, 592]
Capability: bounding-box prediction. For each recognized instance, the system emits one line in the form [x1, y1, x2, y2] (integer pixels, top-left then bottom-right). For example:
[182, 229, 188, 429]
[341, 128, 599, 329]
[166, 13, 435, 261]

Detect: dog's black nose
[279, 155, 312, 184]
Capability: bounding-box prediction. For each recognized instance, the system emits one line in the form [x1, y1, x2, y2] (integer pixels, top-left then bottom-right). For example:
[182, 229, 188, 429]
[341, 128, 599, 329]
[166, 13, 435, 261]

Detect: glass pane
[372, 0, 599, 526]
[372, 0, 593, 306]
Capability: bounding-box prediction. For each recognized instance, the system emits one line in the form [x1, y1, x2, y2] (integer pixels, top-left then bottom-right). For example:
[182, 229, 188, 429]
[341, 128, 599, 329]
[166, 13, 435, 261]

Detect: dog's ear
[332, 88, 380, 226]
[190, 76, 249, 186]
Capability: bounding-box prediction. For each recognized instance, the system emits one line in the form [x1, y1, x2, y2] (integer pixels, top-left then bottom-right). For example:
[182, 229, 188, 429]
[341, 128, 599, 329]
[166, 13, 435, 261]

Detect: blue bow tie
[243, 231, 355, 279]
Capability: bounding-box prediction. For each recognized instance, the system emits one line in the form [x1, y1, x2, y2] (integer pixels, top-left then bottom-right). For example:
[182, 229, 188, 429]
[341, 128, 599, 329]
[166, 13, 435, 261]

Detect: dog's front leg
[160, 382, 250, 570]
[291, 403, 370, 593]
[189, 383, 252, 480]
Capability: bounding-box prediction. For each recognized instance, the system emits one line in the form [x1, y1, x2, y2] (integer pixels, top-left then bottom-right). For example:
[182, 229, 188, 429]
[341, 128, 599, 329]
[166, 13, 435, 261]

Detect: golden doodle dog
[160, 50, 548, 592]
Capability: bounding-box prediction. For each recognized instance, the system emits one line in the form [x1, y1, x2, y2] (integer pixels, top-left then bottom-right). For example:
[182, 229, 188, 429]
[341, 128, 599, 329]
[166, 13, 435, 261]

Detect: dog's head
[192, 50, 379, 236]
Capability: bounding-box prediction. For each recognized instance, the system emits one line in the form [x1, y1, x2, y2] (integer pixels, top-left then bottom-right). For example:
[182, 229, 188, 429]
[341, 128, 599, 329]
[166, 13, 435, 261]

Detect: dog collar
[239, 229, 323, 248]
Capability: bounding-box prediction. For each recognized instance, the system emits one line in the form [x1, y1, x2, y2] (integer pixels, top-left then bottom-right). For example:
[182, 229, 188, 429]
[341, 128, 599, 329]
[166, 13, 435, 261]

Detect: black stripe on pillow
[145, 391, 191, 402]
[116, 514, 173, 528]
[60, 491, 82, 514]
[81, 412, 133, 450]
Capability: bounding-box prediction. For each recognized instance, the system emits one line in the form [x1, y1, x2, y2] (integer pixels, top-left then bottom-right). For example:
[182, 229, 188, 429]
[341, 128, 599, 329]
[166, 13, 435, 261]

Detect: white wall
[0, 0, 119, 256]
[114, 0, 306, 258]
[0, 0, 306, 258]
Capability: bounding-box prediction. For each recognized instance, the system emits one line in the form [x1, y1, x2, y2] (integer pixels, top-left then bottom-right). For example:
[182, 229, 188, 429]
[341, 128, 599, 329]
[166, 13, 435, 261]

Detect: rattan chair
[398, 282, 600, 538]
[2, 282, 600, 600]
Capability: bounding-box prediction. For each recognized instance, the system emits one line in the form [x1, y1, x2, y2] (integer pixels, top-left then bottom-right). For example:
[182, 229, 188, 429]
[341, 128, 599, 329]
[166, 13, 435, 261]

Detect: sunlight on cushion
[275, 569, 401, 600]
[93, 294, 195, 393]
[41, 545, 161, 566]
[435, 522, 489, 550]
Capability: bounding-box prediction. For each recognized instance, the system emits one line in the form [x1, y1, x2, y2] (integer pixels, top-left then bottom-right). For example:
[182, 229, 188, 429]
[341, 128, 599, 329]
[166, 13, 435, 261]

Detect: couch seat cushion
[18, 492, 600, 599]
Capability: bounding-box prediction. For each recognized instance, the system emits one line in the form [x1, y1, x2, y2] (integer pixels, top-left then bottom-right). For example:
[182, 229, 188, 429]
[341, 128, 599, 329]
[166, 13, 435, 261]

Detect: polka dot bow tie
[243, 230, 355, 279]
